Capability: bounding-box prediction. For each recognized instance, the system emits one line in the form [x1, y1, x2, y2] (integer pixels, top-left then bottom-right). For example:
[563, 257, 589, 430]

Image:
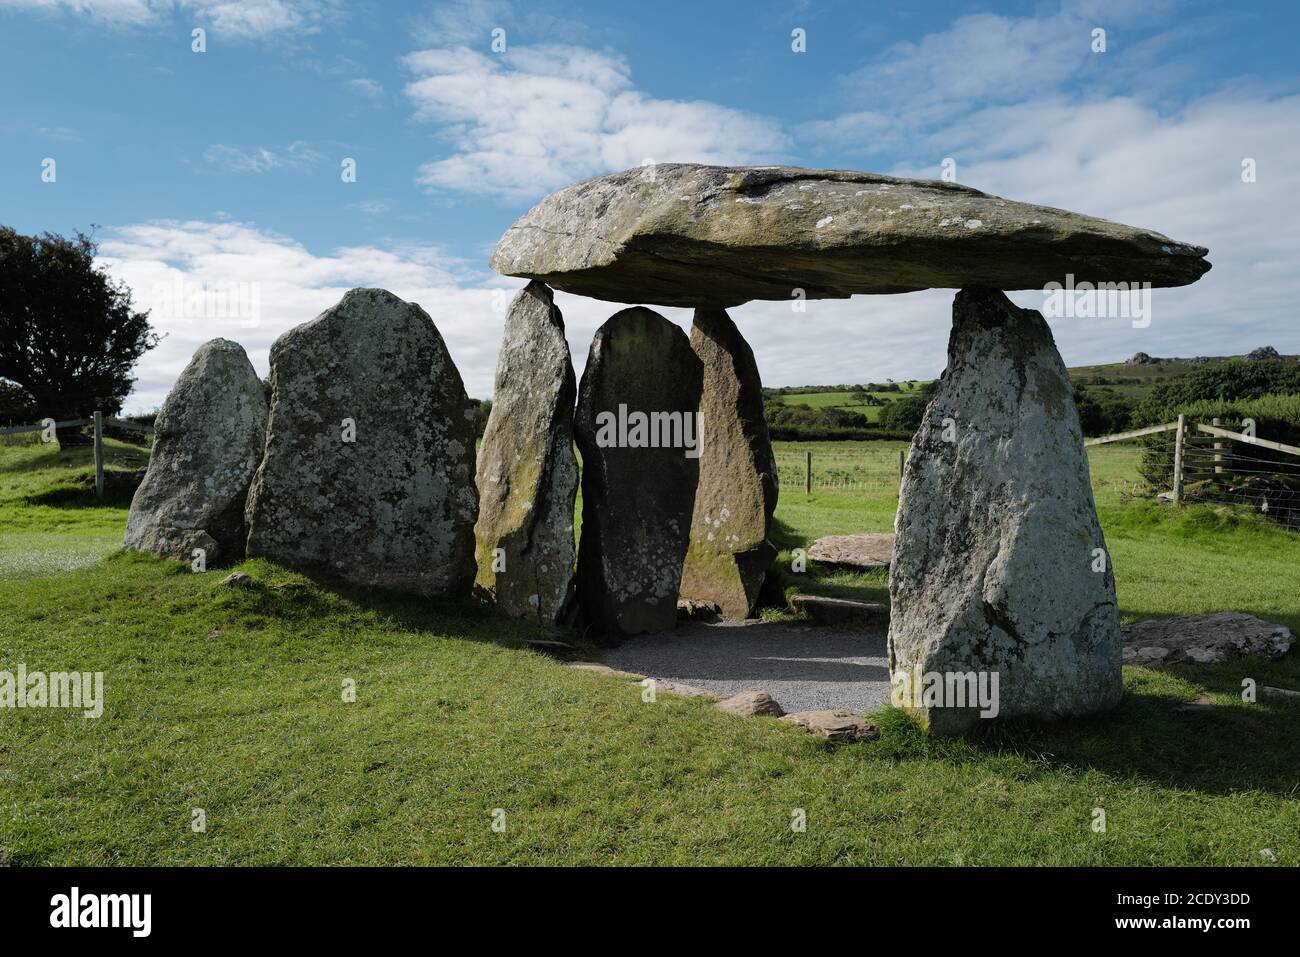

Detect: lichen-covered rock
[245, 288, 477, 596]
[474, 281, 578, 623]
[491, 164, 1211, 307]
[888, 288, 1122, 735]
[125, 338, 267, 564]
[574, 307, 703, 636]
[1122, 613, 1293, 665]
[679, 309, 777, 619]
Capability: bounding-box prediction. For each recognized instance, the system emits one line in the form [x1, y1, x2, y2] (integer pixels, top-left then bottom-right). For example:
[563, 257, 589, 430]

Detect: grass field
[776, 383, 927, 422]
[2, 434, 1298, 866]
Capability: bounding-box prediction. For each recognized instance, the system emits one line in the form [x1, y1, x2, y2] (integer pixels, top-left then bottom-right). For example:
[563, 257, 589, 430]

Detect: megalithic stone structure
[679, 308, 778, 619]
[474, 281, 579, 623]
[573, 307, 704, 637]
[887, 288, 1123, 735]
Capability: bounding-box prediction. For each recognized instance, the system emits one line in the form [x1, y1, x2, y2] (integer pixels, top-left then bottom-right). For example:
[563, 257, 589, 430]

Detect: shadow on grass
[24, 469, 144, 508]
[200, 555, 594, 658]
[874, 665, 1300, 798]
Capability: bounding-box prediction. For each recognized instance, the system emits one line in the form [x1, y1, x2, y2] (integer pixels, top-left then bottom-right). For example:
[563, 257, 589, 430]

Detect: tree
[0, 226, 157, 445]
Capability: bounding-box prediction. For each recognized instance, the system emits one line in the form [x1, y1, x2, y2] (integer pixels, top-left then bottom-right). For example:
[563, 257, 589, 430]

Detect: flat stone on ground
[1122, 613, 1293, 665]
[780, 709, 880, 742]
[715, 690, 785, 717]
[789, 594, 889, 629]
[492, 164, 1211, 307]
[808, 532, 894, 569]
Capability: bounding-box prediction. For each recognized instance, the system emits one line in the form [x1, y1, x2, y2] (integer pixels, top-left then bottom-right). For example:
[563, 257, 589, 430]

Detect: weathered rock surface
[808, 532, 894, 569]
[574, 307, 703, 636]
[780, 709, 880, 742]
[888, 288, 1123, 735]
[125, 338, 267, 564]
[245, 288, 478, 595]
[789, 594, 889, 630]
[1122, 613, 1293, 665]
[715, 690, 785, 717]
[491, 164, 1211, 307]
[474, 281, 578, 623]
[679, 308, 777, 619]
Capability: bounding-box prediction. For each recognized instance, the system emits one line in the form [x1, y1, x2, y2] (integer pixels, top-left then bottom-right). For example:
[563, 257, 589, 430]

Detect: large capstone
[125, 338, 267, 564]
[474, 281, 578, 623]
[244, 288, 478, 596]
[679, 308, 777, 618]
[574, 307, 703, 636]
[491, 165, 1211, 308]
[887, 288, 1122, 735]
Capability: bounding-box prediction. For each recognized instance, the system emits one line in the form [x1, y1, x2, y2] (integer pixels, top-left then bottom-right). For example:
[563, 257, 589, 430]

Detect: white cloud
[403, 44, 789, 200]
[203, 141, 321, 173]
[98, 221, 490, 412]
[346, 76, 384, 101]
[0, 0, 339, 37]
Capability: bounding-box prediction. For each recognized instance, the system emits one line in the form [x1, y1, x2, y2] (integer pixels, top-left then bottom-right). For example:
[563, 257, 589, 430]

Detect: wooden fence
[1086, 415, 1300, 517]
[1, 413, 154, 498]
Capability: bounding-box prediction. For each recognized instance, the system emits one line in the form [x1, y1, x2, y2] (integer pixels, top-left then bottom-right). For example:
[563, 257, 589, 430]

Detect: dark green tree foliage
[1072, 384, 1135, 437]
[0, 226, 157, 444]
[1137, 359, 1300, 423]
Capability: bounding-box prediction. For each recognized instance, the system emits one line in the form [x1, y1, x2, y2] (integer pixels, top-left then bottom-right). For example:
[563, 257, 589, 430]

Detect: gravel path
[602, 619, 892, 714]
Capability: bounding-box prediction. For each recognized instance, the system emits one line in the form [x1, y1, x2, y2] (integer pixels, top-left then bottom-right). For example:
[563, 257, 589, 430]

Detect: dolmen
[127, 162, 1214, 735]
[492, 163, 1211, 732]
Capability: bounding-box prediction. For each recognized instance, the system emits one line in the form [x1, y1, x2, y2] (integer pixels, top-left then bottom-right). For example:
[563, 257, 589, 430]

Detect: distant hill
[767, 348, 1299, 438]
[1068, 348, 1298, 396]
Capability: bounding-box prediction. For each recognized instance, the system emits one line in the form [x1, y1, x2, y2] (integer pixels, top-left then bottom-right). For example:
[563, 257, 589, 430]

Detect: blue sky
[2, 0, 1297, 410]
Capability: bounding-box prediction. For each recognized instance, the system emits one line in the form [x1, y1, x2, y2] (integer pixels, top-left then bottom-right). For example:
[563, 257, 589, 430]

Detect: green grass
[1, 437, 1298, 865]
[778, 383, 927, 422]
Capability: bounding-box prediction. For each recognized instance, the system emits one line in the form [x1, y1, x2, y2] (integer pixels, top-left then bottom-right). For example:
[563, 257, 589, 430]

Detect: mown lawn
[1, 436, 1298, 865]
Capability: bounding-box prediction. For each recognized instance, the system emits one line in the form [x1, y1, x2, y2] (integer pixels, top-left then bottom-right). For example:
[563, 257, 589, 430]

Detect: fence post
[1172, 413, 1186, 506]
[804, 451, 812, 495]
[93, 411, 105, 499]
[1211, 416, 1224, 481]
[898, 448, 905, 483]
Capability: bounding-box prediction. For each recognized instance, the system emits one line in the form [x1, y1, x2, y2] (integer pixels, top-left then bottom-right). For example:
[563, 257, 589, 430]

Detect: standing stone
[574, 307, 703, 636]
[679, 309, 777, 619]
[888, 288, 1122, 735]
[474, 281, 578, 623]
[245, 288, 477, 596]
[125, 338, 267, 564]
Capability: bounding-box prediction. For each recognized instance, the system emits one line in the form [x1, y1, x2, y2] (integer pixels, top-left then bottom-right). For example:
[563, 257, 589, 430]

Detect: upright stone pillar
[245, 288, 478, 596]
[125, 338, 267, 564]
[679, 308, 777, 619]
[574, 307, 703, 637]
[474, 281, 578, 623]
[888, 288, 1122, 735]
